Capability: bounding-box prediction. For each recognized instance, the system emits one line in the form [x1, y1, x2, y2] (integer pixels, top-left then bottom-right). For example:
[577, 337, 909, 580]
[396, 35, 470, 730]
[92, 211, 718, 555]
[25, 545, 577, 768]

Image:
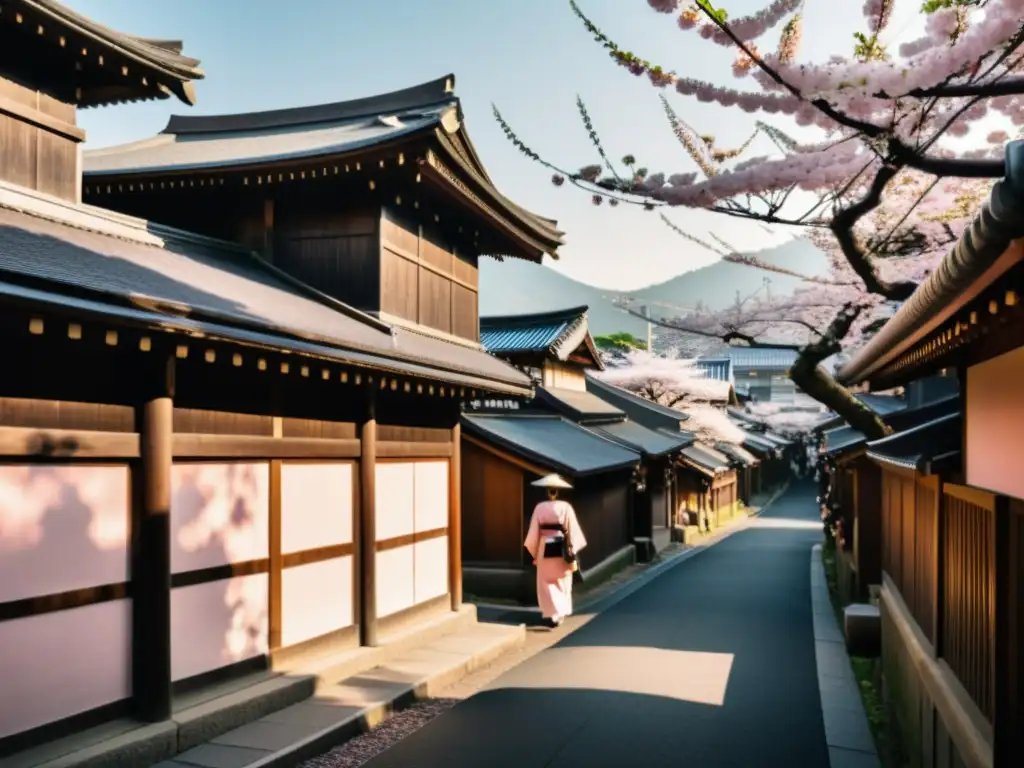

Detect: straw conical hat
[531, 473, 572, 489]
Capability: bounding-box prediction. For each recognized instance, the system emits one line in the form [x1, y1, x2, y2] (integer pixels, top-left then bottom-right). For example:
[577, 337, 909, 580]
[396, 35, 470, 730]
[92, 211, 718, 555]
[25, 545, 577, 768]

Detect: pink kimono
[524, 500, 587, 620]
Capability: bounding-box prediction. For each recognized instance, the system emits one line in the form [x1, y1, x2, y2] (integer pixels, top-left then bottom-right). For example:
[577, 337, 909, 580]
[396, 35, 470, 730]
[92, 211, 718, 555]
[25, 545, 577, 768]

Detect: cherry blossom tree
[596, 350, 749, 443]
[495, 0, 1023, 439]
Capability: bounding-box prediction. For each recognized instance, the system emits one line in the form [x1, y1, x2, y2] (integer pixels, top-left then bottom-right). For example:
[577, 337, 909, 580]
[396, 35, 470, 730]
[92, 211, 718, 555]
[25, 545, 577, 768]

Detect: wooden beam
[0, 426, 139, 457]
[376, 440, 452, 459]
[131, 354, 174, 722]
[449, 422, 462, 611]
[172, 434, 360, 458]
[359, 395, 378, 647]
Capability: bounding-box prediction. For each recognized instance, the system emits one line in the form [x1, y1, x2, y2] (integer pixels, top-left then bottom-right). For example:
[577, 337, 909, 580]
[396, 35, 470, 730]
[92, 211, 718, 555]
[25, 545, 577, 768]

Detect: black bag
[540, 523, 576, 564]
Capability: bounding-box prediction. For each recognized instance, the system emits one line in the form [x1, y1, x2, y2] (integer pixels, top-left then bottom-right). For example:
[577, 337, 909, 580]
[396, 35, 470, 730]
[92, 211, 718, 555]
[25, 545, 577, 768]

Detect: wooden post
[448, 422, 463, 611]
[359, 394, 378, 647]
[132, 354, 174, 721]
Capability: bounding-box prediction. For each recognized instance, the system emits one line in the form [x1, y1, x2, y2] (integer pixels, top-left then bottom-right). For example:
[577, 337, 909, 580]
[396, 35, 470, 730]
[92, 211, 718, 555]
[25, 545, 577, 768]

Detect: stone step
[9, 606, 506, 768]
[152, 621, 526, 768]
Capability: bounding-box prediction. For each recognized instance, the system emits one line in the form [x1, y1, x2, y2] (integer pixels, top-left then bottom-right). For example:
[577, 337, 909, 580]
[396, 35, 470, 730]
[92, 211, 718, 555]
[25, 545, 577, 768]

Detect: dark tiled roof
[480, 306, 601, 368]
[762, 430, 793, 447]
[715, 441, 759, 466]
[13, 0, 203, 106]
[816, 392, 907, 432]
[590, 420, 694, 458]
[858, 393, 908, 415]
[822, 394, 960, 458]
[585, 375, 689, 432]
[0, 184, 530, 394]
[535, 387, 624, 425]
[838, 142, 1024, 386]
[680, 444, 732, 474]
[727, 347, 798, 371]
[739, 431, 779, 456]
[82, 75, 563, 261]
[462, 414, 640, 477]
[866, 412, 962, 474]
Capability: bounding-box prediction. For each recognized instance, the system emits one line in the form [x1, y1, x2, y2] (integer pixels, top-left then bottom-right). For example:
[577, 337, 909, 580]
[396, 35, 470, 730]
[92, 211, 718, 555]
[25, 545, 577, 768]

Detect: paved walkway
[365, 483, 831, 767]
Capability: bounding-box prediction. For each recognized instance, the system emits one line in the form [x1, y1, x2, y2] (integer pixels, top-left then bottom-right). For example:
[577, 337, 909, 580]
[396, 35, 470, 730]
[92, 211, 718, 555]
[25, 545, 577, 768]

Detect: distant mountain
[479, 238, 828, 337]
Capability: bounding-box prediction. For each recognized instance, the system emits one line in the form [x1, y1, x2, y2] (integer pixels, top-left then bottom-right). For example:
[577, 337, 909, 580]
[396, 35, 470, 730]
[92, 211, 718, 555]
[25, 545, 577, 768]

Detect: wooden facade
[836, 160, 1024, 767]
[83, 77, 563, 347]
[459, 421, 639, 603]
[676, 447, 740, 532]
[0, 5, 553, 758]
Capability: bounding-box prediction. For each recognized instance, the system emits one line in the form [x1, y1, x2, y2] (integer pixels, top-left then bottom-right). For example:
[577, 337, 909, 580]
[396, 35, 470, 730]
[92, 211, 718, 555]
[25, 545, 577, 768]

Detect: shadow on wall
[0, 465, 130, 603]
[170, 463, 270, 682]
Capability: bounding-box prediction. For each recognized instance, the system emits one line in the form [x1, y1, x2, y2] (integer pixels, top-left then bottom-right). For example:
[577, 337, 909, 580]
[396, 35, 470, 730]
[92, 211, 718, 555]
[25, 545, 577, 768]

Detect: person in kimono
[523, 474, 587, 628]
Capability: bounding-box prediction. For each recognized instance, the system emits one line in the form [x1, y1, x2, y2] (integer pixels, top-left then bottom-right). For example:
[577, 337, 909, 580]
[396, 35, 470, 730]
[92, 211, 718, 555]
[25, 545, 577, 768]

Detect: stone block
[844, 603, 881, 658]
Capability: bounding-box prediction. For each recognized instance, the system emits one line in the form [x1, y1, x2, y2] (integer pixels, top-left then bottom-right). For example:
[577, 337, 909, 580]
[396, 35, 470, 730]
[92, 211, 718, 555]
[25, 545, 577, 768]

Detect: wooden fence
[880, 470, 1023, 763]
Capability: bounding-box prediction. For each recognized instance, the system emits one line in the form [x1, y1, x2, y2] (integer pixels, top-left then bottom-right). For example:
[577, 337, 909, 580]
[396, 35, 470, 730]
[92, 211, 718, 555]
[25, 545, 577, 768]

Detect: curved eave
[433, 131, 564, 256]
[838, 143, 1024, 387]
[21, 0, 203, 106]
[420, 150, 554, 263]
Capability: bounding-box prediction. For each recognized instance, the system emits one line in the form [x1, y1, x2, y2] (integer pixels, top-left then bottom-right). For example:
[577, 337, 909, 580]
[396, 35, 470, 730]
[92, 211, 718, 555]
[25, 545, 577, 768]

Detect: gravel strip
[300, 698, 461, 768]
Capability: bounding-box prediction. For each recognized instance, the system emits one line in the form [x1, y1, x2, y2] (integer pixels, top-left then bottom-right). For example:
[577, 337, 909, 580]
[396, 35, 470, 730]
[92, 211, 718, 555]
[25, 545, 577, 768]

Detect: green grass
[820, 541, 905, 767]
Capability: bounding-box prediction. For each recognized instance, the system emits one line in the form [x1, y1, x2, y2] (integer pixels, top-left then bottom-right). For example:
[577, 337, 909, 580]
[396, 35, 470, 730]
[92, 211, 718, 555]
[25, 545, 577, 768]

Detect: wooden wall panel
[380, 214, 419, 258]
[453, 253, 479, 289]
[452, 284, 479, 343]
[174, 408, 274, 436]
[418, 269, 452, 333]
[420, 232, 454, 273]
[460, 443, 524, 566]
[380, 247, 419, 322]
[35, 129, 78, 200]
[0, 397, 134, 432]
[281, 418, 356, 440]
[0, 112, 38, 190]
[276, 234, 380, 311]
[378, 425, 451, 443]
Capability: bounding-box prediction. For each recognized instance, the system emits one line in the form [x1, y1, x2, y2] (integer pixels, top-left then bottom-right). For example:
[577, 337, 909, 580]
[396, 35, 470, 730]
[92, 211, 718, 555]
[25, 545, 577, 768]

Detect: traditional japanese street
[360, 483, 845, 768]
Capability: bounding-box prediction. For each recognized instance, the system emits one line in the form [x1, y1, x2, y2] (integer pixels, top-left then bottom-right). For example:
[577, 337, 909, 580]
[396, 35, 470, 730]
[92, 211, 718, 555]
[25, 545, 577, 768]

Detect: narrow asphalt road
[366, 482, 829, 767]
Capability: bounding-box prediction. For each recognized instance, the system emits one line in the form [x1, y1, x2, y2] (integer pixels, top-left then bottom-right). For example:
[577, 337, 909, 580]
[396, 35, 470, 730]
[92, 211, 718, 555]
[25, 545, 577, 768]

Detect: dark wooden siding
[379, 208, 479, 342]
[274, 203, 380, 311]
[941, 484, 995, 722]
[460, 442, 525, 566]
[0, 397, 134, 432]
[854, 459, 882, 587]
[0, 78, 78, 202]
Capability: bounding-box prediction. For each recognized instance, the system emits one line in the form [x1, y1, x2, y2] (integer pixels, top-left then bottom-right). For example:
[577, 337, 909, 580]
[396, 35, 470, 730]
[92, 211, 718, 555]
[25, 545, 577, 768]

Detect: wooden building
[459, 413, 642, 602]
[479, 305, 603, 388]
[820, 393, 959, 604]
[585, 376, 740, 535]
[461, 308, 691, 602]
[835, 148, 1024, 768]
[83, 77, 563, 345]
[0, 4, 558, 759]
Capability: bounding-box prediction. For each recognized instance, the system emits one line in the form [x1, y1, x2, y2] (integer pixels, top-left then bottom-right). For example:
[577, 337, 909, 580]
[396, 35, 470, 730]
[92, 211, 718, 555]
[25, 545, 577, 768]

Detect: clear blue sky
[73, 0, 901, 290]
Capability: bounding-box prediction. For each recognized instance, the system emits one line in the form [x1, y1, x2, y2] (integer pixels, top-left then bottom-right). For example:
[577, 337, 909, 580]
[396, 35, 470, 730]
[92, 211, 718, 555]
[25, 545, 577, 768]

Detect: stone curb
[810, 544, 882, 768]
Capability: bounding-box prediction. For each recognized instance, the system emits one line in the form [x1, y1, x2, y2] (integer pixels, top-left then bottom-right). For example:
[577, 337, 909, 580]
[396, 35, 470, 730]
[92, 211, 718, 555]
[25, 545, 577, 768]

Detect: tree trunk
[789, 354, 892, 441]
[788, 303, 893, 441]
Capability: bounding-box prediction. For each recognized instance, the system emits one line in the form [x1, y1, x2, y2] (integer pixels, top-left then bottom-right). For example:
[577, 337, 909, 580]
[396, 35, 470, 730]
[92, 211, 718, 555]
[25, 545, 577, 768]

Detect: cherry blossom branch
[786, 303, 893, 439]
